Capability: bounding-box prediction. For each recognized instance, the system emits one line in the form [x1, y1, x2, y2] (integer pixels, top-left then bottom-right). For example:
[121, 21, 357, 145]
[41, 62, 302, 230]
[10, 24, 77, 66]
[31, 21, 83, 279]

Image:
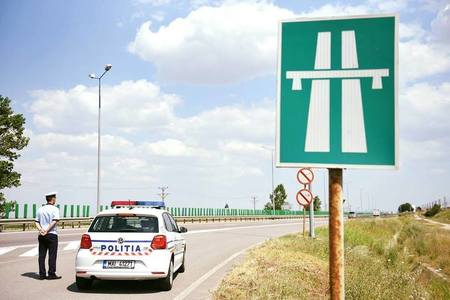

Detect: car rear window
[89, 215, 159, 233]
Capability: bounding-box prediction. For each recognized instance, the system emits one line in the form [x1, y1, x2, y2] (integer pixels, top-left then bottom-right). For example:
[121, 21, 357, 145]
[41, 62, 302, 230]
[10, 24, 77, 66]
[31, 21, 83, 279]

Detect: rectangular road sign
[276, 14, 398, 169]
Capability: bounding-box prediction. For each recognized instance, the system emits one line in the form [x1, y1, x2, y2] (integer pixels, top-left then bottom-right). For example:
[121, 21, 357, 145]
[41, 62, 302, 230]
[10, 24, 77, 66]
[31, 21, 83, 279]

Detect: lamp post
[89, 64, 112, 214]
[261, 146, 275, 215]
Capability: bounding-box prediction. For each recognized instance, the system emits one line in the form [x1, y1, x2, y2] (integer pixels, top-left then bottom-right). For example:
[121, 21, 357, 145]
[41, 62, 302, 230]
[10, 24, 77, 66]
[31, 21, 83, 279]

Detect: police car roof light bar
[111, 200, 165, 209]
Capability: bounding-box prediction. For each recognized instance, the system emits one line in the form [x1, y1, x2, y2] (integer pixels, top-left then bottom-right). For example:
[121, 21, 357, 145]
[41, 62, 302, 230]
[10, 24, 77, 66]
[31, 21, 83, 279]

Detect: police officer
[34, 192, 61, 280]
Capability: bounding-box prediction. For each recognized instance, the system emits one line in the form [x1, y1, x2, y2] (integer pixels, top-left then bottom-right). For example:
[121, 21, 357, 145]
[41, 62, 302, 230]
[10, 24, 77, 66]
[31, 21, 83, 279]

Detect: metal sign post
[329, 168, 344, 299]
[296, 169, 315, 238]
[303, 206, 306, 237]
[308, 184, 315, 238]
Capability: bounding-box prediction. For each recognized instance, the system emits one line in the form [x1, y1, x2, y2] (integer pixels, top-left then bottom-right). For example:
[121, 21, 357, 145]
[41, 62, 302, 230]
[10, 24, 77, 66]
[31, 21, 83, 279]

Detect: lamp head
[89, 74, 96, 79]
[105, 64, 112, 71]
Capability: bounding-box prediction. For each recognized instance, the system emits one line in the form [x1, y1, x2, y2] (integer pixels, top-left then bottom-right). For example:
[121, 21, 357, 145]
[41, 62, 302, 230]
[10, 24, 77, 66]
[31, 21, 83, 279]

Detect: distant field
[214, 216, 450, 299]
[432, 209, 450, 224]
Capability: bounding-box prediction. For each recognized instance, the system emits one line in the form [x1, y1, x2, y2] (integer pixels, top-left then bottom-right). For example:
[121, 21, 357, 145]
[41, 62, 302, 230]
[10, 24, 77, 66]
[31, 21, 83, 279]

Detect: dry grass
[214, 216, 450, 299]
[213, 235, 329, 300]
[432, 209, 450, 224]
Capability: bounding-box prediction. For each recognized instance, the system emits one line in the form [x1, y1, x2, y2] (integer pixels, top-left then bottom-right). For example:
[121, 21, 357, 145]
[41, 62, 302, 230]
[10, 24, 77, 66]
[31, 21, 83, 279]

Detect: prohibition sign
[296, 188, 313, 206]
[297, 168, 314, 185]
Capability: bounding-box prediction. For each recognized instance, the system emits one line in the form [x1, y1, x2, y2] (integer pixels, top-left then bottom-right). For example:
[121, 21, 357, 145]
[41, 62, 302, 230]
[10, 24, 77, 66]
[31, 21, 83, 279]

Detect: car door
[166, 213, 184, 269]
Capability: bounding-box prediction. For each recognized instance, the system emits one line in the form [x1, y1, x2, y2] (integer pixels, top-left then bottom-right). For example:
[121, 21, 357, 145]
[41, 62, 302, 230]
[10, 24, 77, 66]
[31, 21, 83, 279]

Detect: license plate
[102, 260, 135, 269]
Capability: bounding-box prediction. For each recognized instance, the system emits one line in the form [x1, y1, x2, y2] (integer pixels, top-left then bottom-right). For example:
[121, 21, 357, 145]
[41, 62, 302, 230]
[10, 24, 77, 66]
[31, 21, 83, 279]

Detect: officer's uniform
[35, 194, 60, 278]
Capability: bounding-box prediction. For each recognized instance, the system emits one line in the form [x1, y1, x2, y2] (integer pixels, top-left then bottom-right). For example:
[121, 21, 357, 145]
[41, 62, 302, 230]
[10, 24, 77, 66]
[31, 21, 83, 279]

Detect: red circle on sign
[297, 168, 314, 185]
[296, 189, 313, 206]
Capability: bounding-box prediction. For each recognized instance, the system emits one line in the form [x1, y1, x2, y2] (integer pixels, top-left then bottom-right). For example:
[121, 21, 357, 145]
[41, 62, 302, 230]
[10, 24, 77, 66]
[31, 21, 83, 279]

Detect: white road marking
[173, 243, 258, 300]
[63, 241, 79, 251]
[19, 246, 39, 257]
[0, 240, 76, 249]
[0, 247, 16, 256]
[174, 221, 327, 300]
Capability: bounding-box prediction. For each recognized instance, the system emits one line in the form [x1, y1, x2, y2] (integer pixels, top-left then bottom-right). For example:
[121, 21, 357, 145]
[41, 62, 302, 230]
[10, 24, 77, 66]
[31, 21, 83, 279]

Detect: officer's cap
[45, 192, 57, 198]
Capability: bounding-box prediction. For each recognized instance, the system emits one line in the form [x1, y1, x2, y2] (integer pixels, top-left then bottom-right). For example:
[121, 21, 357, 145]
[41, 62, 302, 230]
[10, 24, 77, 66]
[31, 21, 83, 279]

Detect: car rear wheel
[160, 260, 174, 291]
[76, 276, 93, 290]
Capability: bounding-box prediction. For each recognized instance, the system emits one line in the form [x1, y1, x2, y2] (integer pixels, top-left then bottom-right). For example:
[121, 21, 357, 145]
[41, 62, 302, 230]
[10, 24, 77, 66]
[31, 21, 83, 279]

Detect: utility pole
[157, 186, 169, 201]
[251, 196, 257, 211]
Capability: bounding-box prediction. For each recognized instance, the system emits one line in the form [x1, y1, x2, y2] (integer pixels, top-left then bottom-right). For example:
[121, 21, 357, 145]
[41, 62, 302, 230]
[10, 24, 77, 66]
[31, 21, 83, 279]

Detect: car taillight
[151, 235, 167, 249]
[80, 234, 92, 249]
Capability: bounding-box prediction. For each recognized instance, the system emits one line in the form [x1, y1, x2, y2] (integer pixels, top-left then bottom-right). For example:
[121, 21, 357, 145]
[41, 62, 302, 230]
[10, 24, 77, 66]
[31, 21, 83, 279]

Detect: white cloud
[29, 80, 180, 134]
[128, 1, 296, 84]
[368, 0, 408, 12]
[399, 40, 450, 83]
[144, 138, 201, 157]
[17, 78, 279, 207]
[431, 3, 450, 44]
[134, 0, 172, 6]
[128, 1, 450, 85]
[298, 3, 369, 17]
[169, 103, 274, 144]
[401, 81, 450, 141]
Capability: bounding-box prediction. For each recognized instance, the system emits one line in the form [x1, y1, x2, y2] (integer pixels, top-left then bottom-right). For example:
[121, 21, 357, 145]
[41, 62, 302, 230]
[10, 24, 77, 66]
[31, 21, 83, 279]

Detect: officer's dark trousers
[38, 233, 58, 276]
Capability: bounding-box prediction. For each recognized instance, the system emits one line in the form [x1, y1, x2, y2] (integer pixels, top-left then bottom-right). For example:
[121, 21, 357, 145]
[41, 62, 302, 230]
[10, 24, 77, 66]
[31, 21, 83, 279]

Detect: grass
[214, 216, 450, 299]
[431, 209, 450, 224]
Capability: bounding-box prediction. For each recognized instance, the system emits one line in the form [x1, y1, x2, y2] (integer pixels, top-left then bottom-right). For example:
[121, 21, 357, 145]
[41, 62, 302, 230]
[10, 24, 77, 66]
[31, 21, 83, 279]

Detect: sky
[1, 0, 449, 213]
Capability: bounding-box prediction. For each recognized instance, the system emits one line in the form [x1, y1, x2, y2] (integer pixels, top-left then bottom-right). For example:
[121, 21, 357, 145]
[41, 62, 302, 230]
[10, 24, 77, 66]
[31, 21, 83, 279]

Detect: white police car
[75, 200, 187, 291]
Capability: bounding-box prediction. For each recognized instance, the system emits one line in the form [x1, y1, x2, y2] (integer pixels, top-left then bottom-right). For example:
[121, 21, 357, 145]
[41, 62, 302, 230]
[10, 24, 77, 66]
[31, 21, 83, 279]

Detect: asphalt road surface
[0, 218, 327, 300]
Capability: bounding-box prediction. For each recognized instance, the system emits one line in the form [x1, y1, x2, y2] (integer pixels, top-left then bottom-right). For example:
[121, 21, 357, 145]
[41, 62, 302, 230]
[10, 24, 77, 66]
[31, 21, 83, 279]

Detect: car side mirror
[179, 226, 188, 233]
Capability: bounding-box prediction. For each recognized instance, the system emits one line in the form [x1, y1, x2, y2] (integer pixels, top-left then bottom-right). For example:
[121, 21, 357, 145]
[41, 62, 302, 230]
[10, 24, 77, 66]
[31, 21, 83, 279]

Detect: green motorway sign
[276, 14, 398, 169]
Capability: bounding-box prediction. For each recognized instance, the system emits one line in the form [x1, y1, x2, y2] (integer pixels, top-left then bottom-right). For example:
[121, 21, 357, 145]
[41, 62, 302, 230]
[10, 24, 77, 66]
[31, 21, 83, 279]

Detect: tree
[264, 184, 287, 210]
[398, 202, 413, 213]
[304, 196, 321, 212]
[0, 95, 29, 216]
[424, 204, 440, 217]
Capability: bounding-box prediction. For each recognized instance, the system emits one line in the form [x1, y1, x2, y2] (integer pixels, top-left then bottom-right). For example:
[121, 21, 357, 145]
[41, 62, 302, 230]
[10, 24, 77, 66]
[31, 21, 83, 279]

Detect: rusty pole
[303, 206, 306, 237]
[329, 168, 344, 299]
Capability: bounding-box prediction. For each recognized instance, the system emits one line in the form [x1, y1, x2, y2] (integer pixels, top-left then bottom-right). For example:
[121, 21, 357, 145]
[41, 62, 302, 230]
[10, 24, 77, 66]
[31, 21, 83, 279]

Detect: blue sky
[1, 0, 449, 213]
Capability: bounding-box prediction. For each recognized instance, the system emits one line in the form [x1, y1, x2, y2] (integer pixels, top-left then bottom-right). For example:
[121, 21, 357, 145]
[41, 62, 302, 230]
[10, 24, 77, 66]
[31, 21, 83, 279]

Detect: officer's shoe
[47, 274, 62, 280]
[38, 274, 47, 280]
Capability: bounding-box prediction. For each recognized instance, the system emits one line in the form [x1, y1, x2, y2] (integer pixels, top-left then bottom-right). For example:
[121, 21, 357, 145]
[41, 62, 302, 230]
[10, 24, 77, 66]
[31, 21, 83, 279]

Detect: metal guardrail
[0, 215, 309, 232]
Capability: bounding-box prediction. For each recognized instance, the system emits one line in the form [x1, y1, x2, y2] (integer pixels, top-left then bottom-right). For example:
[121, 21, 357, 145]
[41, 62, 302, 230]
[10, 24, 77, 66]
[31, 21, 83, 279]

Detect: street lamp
[261, 146, 275, 215]
[89, 64, 112, 214]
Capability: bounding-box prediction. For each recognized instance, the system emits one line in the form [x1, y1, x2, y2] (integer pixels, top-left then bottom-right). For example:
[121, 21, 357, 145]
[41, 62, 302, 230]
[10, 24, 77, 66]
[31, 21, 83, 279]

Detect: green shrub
[424, 204, 441, 217]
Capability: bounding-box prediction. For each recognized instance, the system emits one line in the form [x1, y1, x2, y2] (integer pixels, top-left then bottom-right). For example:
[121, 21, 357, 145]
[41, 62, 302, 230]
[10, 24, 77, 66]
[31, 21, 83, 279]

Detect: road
[0, 218, 327, 300]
